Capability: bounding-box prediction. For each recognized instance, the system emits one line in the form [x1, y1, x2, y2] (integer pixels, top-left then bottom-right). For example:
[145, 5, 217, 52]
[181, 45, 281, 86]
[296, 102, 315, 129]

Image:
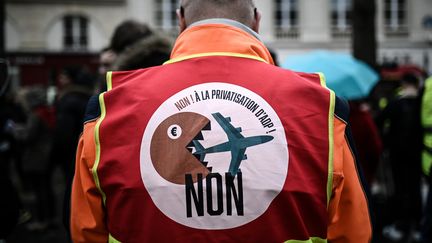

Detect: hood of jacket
[112, 33, 173, 71]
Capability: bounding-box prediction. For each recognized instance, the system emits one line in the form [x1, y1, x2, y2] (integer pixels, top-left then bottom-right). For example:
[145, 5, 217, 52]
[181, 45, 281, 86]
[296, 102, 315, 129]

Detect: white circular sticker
[140, 82, 288, 229]
[167, 124, 182, 139]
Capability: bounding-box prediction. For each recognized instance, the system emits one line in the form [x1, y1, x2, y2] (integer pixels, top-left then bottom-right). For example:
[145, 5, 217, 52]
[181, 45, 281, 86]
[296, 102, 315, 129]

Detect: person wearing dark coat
[15, 87, 56, 231]
[0, 96, 20, 239]
[52, 67, 94, 182]
[377, 73, 423, 241]
[51, 66, 94, 236]
[0, 60, 22, 239]
[349, 100, 383, 185]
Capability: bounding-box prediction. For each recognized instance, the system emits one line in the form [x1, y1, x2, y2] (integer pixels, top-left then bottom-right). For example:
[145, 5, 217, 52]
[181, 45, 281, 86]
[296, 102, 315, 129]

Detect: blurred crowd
[0, 20, 172, 242]
[0, 19, 431, 243]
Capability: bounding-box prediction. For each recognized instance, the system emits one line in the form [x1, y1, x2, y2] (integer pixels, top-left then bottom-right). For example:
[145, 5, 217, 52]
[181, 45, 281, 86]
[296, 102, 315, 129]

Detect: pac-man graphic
[150, 112, 212, 184]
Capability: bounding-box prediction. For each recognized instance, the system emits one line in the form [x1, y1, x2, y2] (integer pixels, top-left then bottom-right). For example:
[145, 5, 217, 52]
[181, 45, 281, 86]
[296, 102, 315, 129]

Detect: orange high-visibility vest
[94, 55, 334, 243]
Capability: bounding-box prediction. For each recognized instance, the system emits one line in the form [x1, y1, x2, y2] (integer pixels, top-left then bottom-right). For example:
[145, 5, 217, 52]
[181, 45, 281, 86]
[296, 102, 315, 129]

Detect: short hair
[61, 66, 95, 87]
[110, 20, 153, 54]
[181, 0, 256, 27]
[112, 34, 172, 71]
[401, 72, 420, 87]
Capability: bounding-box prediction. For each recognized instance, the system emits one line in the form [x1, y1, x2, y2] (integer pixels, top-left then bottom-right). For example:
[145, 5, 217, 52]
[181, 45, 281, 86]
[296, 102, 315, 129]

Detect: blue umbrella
[282, 50, 379, 100]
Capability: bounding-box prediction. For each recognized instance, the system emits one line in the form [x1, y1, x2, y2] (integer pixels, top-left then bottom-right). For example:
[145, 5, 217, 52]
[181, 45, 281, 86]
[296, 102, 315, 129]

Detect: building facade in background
[5, 0, 432, 86]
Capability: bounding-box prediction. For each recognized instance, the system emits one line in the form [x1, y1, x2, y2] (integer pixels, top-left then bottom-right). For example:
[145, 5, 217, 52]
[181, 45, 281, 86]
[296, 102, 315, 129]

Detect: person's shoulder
[83, 95, 101, 124]
[275, 68, 328, 88]
[334, 96, 350, 124]
[269, 67, 349, 119]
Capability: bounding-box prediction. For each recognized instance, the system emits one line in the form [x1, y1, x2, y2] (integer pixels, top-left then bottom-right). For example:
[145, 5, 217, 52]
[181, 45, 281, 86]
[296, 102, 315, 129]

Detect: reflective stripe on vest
[285, 237, 327, 243]
[109, 234, 121, 243]
[422, 77, 432, 175]
[423, 150, 432, 175]
[423, 131, 432, 175]
[94, 55, 333, 242]
[421, 77, 432, 126]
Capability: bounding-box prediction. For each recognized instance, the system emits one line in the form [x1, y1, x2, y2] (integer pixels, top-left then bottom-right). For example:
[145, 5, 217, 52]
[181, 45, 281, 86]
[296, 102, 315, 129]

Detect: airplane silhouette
[192, 112, 274, 176]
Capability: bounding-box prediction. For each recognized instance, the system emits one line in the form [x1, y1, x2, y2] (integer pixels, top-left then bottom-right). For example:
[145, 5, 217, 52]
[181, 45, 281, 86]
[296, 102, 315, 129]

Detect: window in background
[155, 0, 179, 35]
[331, 0, 352, 39]
[384, 0, 408, 37]
[63, 15, 88, 50]
[274, 0, 299, 39]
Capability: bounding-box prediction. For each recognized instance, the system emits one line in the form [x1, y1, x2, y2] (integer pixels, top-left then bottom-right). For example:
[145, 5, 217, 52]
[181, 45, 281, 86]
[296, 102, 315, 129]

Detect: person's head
[99, 47, 117, 76]
[110, 20, 153, 54]
[24, 86, 47, 110]
[177, 0, 260, 33]
[111, 34, 172, 71]
[400, 72, 420, 89]
[58, 66, 81, 87]
[59, 66, 94, 89]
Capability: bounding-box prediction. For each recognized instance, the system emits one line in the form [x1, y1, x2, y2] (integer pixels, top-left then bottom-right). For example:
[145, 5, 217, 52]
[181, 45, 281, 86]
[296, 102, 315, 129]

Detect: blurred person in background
[109, 20, 153, 56]
[0, 60, 22, 239]
[96, 47, 116, 94]
[63, 19, 171, 238]
[94, 20, 172, 94]
[50, 66, 94, 234]
[14, 87, 56, 231]
[0, 94, 20, 239]
[377, 72, 423, 242]
[420, 75, 432, 243]
[99, 47, 116, 76]
[109, 19, 172, 72]
[348, 99, 383, 185]
[52, 66, 95, 183]
[110, 32, 171, 71]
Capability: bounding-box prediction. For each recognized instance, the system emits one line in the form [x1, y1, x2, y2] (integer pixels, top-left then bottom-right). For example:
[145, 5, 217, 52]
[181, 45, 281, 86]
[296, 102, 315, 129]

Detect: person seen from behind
[51, 66, 94, 235]
[70, 0, 372, 242]
[96, 47, 117, 94]
[109, 20, 172, 72]
[52, 66, 95, 183]
[378, 72, 423, 242]
[348, 100, 383, 185]
[14, 87, 56, 231]
[95, 20, 172, 93]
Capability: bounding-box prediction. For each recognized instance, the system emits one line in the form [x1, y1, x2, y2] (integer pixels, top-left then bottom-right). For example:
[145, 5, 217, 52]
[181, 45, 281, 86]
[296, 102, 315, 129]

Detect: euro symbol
[167, 124, 182, 139]
[171, 127, 177, 137]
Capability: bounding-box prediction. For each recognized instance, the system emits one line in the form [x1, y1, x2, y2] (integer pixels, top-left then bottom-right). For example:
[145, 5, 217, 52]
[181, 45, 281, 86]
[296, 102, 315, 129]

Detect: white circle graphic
[167, 124, 182, 139]
[140, 82, 288, 229]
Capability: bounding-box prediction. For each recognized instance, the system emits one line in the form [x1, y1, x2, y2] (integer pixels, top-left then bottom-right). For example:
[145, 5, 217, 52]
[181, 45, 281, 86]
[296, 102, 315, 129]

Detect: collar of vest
[166, 19, 274, 65]
[189, 18, 262, 41]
